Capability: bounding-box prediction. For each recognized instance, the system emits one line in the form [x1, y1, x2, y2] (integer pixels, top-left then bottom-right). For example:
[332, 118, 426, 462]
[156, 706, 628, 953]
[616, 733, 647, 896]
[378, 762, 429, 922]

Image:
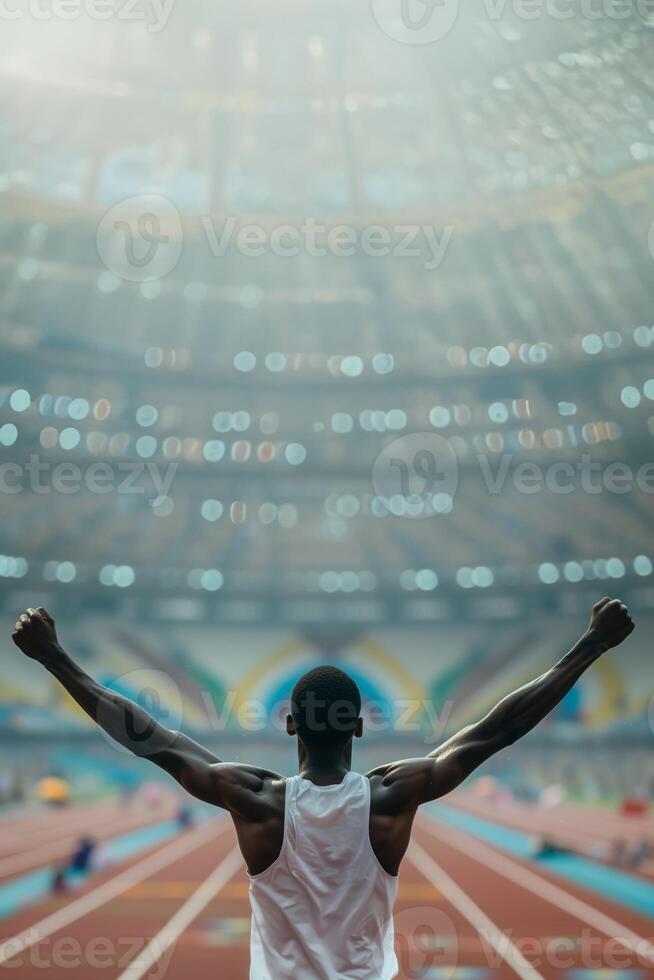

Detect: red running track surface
[1, 806, 654, 979]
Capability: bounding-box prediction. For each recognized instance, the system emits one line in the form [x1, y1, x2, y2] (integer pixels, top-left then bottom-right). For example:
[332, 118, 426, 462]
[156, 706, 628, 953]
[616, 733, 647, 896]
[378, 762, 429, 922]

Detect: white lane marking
[0, 807, 113, 848]
[0, 819, 227, 966]
[115, 846, 243, 979]
[0, 841, 92, 878]
[448, 799, 654, 879]
[406, 841, 545, 980]
[420, 815, 654, 966]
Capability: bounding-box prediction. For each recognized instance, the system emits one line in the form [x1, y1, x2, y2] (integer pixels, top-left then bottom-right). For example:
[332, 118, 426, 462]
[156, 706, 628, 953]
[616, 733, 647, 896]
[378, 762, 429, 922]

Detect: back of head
[290, 665, 361, 746]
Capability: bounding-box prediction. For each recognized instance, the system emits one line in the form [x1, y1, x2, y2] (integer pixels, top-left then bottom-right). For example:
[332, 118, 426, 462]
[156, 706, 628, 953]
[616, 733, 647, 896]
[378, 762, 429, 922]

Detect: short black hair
[290, 665, 361, 745]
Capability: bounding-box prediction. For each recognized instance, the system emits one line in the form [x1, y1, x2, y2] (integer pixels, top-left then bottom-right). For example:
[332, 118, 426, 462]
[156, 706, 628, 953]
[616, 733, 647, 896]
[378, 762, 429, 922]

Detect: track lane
[0, 801, 181, 882]
[0, 818, 229, 973]
[415, 813, 654, 977]
[406, 840, 544, 979]
[3, 805, 654, 979]
[114, 847, 243, 980]
[108, 830, 541, 980]
[450, 792, 654, 879]
[0, 803, 118, 850]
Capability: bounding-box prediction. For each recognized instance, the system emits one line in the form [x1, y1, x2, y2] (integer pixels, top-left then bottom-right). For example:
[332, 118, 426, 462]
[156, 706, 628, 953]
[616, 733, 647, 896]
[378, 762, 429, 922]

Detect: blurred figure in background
[176, 801, 194, 830]
[51, 867, 67, 895]
[630, 839, 651, 869]
[0, 767, 11, 805]
[611, 839, 629, 867]
[533, 836, 571, 860]
[36, 774, 71, 807]
[69, 836, 97, 874]
[50, 835, 98, 896]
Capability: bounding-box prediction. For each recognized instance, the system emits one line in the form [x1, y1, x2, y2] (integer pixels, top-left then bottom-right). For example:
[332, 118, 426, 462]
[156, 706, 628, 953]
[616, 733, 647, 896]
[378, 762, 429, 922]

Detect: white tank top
[248, 771, 399, 979]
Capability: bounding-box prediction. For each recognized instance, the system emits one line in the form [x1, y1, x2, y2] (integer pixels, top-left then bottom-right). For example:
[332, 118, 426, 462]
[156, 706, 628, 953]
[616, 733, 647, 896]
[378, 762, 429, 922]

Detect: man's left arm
[370, 597, 634, 810]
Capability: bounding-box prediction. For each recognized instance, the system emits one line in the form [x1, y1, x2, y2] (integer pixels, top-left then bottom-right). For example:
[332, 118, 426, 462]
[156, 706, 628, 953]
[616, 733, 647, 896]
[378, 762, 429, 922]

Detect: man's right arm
[11, 608, 281, 811]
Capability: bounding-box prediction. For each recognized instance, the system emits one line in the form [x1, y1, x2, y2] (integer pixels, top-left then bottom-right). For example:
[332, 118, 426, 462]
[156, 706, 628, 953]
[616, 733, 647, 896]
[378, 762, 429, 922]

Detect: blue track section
[0, 815, 204, 919]
[431, 804, 654, 919]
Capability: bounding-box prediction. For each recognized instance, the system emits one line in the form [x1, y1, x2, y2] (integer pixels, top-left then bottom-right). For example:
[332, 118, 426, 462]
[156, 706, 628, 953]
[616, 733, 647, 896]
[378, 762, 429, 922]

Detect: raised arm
[370, 597, 634, 813]
[11, 607, 279, 810]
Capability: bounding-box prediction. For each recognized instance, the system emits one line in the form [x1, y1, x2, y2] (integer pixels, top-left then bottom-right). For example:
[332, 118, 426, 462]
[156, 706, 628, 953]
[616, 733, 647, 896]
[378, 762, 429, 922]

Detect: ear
[354, 717, 363, 739]
[286, 713, 297, 737]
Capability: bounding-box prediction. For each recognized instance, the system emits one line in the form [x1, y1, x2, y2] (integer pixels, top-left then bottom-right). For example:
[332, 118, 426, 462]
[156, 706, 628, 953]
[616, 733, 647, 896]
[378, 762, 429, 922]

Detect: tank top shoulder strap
[284, 774, 300, 809]
[353, 770, 370, 791]
[349, 770, 371, 800]
[353, 772, 372, 826]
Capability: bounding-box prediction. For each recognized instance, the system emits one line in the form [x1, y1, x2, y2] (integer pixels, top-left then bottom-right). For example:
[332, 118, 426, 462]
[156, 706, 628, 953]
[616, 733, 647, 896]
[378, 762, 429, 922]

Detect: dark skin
[12, 597, 634, 876]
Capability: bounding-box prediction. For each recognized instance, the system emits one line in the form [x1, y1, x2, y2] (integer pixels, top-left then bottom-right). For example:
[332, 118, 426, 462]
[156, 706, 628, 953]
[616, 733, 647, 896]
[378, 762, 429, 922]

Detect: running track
[1, 804, 654, 978]
[0, 799, 181, 882]
[449, 791, 654, 879]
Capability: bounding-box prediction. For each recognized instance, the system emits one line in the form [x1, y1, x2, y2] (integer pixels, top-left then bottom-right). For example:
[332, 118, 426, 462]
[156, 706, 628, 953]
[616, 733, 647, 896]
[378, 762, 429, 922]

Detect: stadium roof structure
[0, 4, 653, 623]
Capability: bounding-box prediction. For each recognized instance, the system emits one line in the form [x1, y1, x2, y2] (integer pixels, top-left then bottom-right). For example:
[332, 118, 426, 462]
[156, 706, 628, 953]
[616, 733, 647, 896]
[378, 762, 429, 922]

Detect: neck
[297, 739, 353, 784]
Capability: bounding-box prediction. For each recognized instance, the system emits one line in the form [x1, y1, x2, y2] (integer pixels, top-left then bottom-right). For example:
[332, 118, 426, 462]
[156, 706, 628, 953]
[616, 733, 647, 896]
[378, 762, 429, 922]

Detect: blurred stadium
[1, 2, 654, 977]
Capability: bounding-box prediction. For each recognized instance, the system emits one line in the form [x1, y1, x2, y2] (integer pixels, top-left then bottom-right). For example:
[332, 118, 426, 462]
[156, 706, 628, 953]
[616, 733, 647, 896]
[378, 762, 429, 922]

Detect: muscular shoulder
[209, 763, 285, 819]
[367, 759, 433, 815]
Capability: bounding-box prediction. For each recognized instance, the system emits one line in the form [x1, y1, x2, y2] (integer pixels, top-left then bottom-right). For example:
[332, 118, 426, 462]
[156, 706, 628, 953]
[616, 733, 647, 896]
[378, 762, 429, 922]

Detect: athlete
[11, 597, 634, 979]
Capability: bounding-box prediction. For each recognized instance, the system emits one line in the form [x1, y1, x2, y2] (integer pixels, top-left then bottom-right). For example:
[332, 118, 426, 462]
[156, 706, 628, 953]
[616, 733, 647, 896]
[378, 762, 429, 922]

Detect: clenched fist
[586, 597, 635, 653]
[11, 607, 60, 663]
